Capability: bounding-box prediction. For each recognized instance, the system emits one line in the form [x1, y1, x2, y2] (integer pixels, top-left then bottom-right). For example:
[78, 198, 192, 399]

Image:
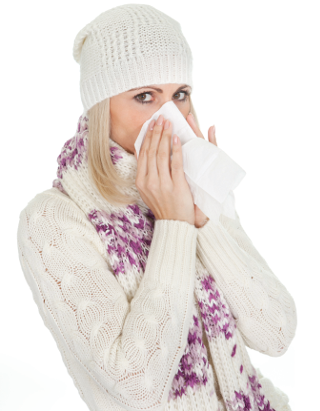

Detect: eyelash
[134, 90, 190, 104]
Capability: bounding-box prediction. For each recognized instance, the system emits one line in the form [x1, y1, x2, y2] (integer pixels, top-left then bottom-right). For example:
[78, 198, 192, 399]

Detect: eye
[134, 92, 153, 104]
[134, 90, 191, 105]
[173, 91, 190, 102]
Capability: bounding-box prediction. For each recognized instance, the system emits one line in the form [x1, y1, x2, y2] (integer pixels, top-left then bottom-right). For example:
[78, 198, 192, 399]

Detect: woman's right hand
[134, 114, 195, 226]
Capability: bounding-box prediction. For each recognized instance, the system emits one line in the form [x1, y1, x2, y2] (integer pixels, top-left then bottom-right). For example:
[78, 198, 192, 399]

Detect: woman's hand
[186, 114, 218, 228]
[134, 115, 195, 226]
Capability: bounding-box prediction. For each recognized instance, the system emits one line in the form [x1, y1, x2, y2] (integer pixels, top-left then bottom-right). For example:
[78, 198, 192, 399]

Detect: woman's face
[110, 83, 192, 154]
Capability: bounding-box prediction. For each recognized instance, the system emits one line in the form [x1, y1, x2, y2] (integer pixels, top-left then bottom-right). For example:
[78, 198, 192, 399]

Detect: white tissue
[134, 101, 246, 224]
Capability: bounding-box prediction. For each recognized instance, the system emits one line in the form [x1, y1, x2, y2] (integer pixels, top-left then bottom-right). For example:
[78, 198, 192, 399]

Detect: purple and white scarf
[52, 112, 281, 411]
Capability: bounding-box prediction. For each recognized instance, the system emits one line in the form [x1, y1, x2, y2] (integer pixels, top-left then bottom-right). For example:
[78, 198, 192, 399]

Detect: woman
[17, 4, 297, 411]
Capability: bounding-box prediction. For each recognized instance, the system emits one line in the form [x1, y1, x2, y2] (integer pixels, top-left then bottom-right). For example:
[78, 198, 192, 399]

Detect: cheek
[112, 111, 149, 146]
[120, 113, 146, 137]
[180, 102, 191, 119]
[125, 110, 153, 136]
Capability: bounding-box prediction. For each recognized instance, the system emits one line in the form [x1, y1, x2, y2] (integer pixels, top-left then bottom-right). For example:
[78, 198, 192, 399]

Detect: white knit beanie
[73, 4, 193, 112]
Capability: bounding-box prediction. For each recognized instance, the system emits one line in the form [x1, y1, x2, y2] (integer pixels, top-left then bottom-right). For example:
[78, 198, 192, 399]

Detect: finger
[208, 125, 217, 146]
[147, 114, 164, 179]
[187, 113, 204, 139]
[171, 134, 186, 183]
[212, 125, 217, 145]
[137, 119, 155, 178]
[208, 125, 214, 142]
[157, 119, 172, 183]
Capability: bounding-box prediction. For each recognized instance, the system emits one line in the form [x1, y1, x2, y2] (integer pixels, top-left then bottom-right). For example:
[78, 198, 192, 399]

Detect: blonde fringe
[87, 95, 200, 207]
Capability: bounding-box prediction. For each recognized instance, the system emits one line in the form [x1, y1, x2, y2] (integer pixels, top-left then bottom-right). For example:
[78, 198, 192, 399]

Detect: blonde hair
[87, 95, 200, 207]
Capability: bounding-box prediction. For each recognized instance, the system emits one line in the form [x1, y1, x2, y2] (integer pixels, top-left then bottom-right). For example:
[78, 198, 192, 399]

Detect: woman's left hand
[186, 113, 218, 228]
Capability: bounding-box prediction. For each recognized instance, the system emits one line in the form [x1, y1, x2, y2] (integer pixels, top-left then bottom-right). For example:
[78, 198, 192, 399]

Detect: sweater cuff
[196, 213, 270, 284]
[195, 215, 243, 281]
[145, 219, 198, 290]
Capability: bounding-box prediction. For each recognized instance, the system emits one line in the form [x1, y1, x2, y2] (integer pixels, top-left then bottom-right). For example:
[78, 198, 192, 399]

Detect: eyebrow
[128, 84, 192, 93]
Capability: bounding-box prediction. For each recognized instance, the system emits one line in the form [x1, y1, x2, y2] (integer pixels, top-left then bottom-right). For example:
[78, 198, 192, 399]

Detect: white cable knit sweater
[16, 112, 297, 411]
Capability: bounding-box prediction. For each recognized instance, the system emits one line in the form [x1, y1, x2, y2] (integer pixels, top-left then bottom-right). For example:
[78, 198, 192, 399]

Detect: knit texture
[73, 4, 193, 112]
[17, 112, 297, 411]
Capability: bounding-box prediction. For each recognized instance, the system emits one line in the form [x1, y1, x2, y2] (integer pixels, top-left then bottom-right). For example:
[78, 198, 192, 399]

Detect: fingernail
[156, 114, 163, 125]
[164, 119, 170, 129]
[149, 120, 155, 130]
[212, 125, 215, 132]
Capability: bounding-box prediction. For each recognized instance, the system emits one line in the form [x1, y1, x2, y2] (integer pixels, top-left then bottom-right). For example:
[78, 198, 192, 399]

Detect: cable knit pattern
[16, 112, 297, 411]
[196, 209, 297, 358]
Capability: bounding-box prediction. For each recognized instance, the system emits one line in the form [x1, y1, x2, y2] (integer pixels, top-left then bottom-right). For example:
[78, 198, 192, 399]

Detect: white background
[1, 1, 319, 410]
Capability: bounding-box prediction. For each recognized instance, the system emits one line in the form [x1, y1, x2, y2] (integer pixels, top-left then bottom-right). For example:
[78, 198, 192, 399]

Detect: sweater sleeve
[17, 190, 198, 411]
[195, 209, 297, 357]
